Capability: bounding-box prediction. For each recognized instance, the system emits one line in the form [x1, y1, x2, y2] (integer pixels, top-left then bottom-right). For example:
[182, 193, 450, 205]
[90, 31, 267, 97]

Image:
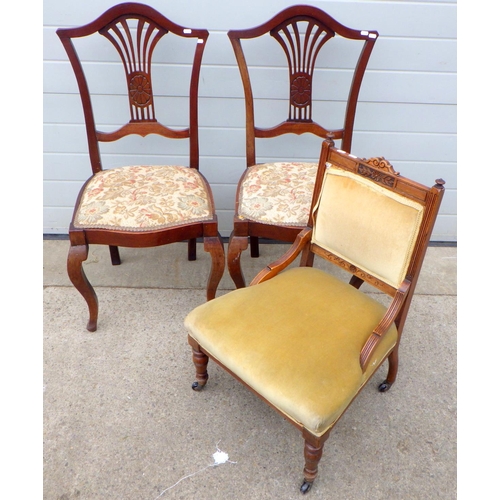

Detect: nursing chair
[226, 4, 378, 287]
[57, 3, 224, 331]
[185, 138, 445, 493]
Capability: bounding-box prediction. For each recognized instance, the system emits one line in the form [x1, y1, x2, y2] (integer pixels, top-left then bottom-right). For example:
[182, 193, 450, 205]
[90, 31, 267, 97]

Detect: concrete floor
[43, 240, 456, 499]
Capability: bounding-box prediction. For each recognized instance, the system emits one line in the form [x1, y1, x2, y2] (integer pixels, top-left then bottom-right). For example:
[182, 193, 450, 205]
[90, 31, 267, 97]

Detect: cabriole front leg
[227, 231, 249, 289]
[204, 234, 225, 301]
[67, 244, 98, 332]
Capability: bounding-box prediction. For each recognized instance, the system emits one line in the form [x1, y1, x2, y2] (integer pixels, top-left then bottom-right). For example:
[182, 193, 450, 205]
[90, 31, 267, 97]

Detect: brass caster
[192, 381, 206, 391]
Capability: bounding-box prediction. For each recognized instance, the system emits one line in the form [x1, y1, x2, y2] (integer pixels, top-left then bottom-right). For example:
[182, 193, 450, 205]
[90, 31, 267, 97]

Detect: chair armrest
[359, 279, 411, 371]
[250, 228, 313, 286]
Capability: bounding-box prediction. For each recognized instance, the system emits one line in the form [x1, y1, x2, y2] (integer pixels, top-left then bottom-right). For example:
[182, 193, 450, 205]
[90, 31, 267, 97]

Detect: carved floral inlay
[129, 72, 152, 107]
[358, 164, 396, 188]
[290, 73, 312, 107]
[366, 157, 399, 175]
[318, 248, 385, 289]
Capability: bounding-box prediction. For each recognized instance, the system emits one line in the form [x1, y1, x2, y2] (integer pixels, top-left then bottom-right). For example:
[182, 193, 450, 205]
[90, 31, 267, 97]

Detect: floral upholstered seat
[74, 165, 214, 231]
[237, 162, 318, 226]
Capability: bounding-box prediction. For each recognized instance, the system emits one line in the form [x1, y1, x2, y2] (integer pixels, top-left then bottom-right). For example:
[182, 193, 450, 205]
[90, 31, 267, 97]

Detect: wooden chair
[226, 5, 378, 287]
[185, 138, 445, 493]
[56, 3, 224, 331]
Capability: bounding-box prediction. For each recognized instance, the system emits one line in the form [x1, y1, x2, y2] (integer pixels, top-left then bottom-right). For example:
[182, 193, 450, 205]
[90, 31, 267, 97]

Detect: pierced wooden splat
[271, 18, 335, 122]
[99, 16, 168, 123]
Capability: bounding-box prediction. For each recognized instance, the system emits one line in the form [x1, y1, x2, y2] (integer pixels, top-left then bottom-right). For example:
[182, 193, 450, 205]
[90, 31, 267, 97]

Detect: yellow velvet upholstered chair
[56, 3, 224, 331]
[184, 138, 445, 493]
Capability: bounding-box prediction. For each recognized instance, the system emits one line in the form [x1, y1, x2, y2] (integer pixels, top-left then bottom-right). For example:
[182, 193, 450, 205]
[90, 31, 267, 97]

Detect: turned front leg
[300, 428, 331, 494]
[300, 440, 324, 493]
[190, 342, 209, 391]
[379, 346, 399, 392]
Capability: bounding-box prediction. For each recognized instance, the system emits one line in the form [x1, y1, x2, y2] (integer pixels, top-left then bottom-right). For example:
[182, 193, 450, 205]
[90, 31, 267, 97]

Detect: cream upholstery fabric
[74, 165, 214, 231]
[237, 162, 317, 225]
[185, 267, 398, 436]
[312, 168, 424, 289]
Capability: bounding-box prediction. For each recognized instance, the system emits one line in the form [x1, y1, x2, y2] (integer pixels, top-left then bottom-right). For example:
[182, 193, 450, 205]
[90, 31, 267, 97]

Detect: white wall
[43, 0, 457, 241]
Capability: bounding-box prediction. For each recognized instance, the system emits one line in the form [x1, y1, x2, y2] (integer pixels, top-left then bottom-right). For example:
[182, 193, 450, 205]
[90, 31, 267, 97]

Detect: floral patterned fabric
[238, 162, 318, 226]
[74, 165, 214, 231]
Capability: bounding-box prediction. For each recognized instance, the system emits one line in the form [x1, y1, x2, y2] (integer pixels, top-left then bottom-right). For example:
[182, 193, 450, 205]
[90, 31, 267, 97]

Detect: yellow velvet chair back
[312, 166, 425, 289]
[306, 142, 445, 297]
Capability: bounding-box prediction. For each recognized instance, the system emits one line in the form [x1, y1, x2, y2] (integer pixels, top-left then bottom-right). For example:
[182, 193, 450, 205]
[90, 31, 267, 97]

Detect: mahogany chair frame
[226, 4, 378, 287]
[188, 138, 445, 493]
[57, 3, 224, 331]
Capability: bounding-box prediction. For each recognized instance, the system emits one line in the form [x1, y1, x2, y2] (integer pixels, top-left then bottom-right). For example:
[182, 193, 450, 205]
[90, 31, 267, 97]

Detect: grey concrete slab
[43, 241, 456, 499]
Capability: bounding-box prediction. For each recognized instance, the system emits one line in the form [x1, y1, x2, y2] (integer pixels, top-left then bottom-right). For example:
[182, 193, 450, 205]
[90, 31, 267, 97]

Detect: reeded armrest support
[250, 228, 313, 286]
[360, 279, 411, 371]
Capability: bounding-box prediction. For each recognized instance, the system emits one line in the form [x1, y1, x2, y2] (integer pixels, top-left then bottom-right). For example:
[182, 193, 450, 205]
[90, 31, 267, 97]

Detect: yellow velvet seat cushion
[185, 267, 398, 436]
[74, 165, 214, 231]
